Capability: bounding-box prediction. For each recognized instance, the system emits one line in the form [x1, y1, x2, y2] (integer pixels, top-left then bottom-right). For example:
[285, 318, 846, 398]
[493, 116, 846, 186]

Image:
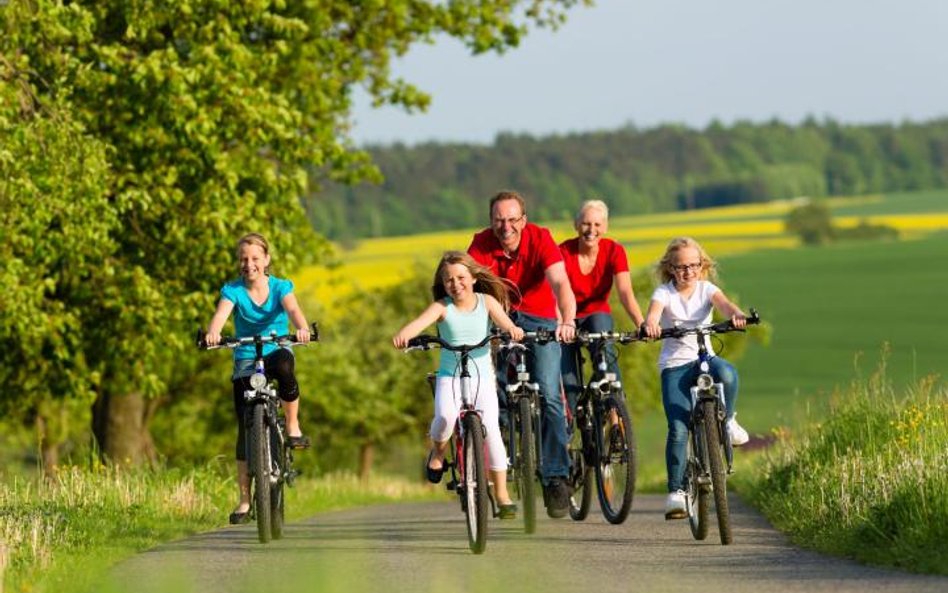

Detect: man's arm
[545, 261, 576, 342]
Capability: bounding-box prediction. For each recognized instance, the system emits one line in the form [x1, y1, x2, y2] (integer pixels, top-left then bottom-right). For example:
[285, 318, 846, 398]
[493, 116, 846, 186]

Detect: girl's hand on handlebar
[731, 313, 747, 330]
[295, 326, 311, 344]
[643, 321, 662, 340]
[508, 326, 525, 342]
[392, 331, 411, 350]
[205, 330, 222, 347]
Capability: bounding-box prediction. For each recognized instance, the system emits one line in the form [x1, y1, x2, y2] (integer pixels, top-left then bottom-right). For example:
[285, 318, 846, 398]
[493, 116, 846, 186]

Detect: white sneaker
[727, 416, 750, 446]
[664, 490, 687, 520]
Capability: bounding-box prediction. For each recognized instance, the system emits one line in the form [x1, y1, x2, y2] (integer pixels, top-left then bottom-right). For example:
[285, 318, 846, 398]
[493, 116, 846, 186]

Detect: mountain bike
[567, 331, 638, 524]
[197, 323, 318, 543]
[652, 310, 760, 545]
[405, 331, 501, 554]
[496, 329, 556, 534]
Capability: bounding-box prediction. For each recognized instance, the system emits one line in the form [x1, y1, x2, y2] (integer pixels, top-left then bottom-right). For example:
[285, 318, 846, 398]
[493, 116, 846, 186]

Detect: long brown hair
[432, 251, 520, 310]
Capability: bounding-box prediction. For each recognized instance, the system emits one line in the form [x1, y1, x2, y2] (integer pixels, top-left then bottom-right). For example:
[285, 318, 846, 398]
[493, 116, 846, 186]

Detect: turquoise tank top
[436, 294, 493, 378]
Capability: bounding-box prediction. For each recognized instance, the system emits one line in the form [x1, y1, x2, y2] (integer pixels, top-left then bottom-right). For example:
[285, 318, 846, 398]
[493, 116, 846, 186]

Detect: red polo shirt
[467, 223, 562, 319]
[559, 237, 629, 317]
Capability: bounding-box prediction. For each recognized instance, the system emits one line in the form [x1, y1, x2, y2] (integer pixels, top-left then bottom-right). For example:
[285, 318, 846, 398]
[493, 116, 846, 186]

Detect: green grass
[831, 189, 948, 216]
[0, 463, 439, 593]
[732, 369, 948, 574]
[716, 231, 948, 432]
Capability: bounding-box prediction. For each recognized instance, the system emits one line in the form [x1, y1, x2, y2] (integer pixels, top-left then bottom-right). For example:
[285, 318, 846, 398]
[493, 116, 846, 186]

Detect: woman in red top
[559, 200, 645, 414]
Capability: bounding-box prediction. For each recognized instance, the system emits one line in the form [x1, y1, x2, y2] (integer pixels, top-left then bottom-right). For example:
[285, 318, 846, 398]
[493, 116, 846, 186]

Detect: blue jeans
[560, 312, 620, 416]
[509, 311, 570, 484]
[661, 356, 739, 492]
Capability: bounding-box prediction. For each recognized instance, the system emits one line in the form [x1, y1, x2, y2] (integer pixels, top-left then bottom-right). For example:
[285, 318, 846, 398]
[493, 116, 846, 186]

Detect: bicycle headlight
[696, 373, 714, 391]
[249, 373, 267, 390]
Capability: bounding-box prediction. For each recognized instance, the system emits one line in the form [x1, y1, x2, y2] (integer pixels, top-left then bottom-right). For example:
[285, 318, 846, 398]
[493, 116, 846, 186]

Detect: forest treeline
[307, 118, 948, 240]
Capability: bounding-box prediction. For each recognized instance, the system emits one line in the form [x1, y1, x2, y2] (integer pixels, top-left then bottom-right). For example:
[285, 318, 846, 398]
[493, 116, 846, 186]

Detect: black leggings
[232, 348, 299, 461]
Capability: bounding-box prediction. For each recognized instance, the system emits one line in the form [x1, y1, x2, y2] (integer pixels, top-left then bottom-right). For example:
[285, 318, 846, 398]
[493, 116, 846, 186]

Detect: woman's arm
[484, 295, 525, 341]
[614, 271, 645, 328]
[392, 301, 446, 348]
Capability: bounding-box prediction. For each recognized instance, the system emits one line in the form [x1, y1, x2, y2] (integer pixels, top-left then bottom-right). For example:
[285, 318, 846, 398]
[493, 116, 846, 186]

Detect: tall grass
[735, 357, 948, 574]
[0, 463, 439, 593]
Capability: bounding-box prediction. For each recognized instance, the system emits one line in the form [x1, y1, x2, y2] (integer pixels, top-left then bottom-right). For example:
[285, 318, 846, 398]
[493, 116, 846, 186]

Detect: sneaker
[544, 477, 570, 519]
[664, 490, 687, 520]
[727, 416, 749, 446]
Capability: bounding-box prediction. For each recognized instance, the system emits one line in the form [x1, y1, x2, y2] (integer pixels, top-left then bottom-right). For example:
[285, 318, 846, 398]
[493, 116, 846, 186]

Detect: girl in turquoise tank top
[394, 251, 524, 518]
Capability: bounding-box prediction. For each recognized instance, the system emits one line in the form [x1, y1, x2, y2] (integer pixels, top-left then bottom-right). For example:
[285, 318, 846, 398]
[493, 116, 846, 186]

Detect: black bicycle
[567, 331, 638, 524]
[496, 329, 556, 534]
[652, 310, 760, 545]
[197, 323, 318, 543]
[405, 331, 501, 554]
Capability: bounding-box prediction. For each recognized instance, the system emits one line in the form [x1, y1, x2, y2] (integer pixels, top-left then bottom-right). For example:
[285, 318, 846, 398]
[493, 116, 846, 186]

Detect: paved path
[102, 495, 947, 593]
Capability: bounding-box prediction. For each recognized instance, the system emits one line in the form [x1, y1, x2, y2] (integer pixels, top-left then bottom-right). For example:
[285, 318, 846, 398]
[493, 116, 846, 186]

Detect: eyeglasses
[492, 214, 525, 227]
[672, 263, 702, 273]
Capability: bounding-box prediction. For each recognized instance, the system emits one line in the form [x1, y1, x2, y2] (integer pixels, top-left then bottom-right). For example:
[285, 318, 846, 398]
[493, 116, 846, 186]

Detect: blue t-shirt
[220, 276, 294, 361]
[436, 294, 493, 378]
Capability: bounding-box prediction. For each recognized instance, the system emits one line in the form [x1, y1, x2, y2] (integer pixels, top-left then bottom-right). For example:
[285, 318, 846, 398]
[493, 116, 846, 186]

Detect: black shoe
[229, 510, 251, 525]
[544, 477, 570, 519]
[287, 434, 311, 449]
[425, 451, 444, 484]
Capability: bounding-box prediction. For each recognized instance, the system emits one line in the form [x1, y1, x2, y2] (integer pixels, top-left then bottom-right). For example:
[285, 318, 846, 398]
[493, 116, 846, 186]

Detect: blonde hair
[236, 232, 271, 275]
[656, 236, 718, 284]
[432, 251, 520, 310]
[574, 199, 609, 227]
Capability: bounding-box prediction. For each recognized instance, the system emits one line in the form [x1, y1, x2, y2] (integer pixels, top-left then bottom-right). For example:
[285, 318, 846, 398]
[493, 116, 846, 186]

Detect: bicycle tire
[269, 426, 285, 540]
[462, 414, 489, 554]
[701, 399, 732, 545]
[251, 404, 272, 543]
[517, 396, 538, 534]
[686, 434, 709, 540]
[568, 399, 594, 521]
[594, 393, 636, 525]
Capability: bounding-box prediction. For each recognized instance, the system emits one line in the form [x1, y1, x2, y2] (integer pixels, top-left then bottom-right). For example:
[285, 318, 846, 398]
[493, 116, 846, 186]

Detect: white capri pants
[430, 372, 508, 471]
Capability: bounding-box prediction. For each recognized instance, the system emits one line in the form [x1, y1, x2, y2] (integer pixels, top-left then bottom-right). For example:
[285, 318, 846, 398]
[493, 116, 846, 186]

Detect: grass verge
[0, 463, 439, 593]
[732, 361, 948, 575]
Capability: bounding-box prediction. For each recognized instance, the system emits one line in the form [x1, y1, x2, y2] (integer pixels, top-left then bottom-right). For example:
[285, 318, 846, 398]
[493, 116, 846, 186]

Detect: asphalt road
[101, 494, 947, 593]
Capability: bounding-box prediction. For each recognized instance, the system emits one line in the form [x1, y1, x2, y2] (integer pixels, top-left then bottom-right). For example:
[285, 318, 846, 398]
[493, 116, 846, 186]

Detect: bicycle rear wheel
[701, 399, 732, 545]
[462, 414, 489, 554]
[685, 434, 709, 540]
[516, 396, 537, 534]
[250, 404, 272, 543]
[568, 399, 593, 521]
[594, 393, 636, 525]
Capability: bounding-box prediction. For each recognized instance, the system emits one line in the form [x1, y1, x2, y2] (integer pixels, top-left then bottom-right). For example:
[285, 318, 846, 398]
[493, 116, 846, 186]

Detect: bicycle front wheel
[269, 426, 286, 540]
[517, 396, 537, 534]
[701, 399, 732, 545]
[685, 433, 709, 541]
[462, 414, 489, 554]
[250, 404, 272, 543]
[594, 393, 636, 525]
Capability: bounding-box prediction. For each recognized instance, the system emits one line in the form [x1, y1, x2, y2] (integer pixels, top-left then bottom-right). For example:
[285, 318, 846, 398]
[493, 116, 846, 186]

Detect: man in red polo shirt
[468, 190, 577, 518]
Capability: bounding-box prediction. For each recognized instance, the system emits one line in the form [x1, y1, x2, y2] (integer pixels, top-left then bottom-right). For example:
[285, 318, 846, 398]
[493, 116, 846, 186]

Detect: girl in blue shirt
[205, 233, 313, 524]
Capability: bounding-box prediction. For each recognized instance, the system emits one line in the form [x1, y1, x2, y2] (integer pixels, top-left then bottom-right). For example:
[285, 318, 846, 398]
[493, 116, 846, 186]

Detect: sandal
[497, 503, 517, 520]
[287, 434, 311, 449]
[425, 451, 444, 484]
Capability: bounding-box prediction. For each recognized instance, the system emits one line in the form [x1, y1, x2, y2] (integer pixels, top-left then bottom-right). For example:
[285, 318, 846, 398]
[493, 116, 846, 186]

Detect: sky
[349, 0, 948, 146]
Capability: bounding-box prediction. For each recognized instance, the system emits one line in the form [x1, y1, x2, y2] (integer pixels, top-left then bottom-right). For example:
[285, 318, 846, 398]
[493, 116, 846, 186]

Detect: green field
[719, 231, 948, 430]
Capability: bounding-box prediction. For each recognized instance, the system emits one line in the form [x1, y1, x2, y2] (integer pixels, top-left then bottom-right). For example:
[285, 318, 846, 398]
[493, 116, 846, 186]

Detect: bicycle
[651, 309, 760, 545]
[197, 323, 318, 543]
[496, 329, 557, 534]
[567, 331, 638, 524]
[405, 331, 501, 554]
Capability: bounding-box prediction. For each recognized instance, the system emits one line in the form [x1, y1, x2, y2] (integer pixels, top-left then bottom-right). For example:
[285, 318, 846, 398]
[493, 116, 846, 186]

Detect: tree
[785, 201, 835, 245]
[1, 0, 591, 465]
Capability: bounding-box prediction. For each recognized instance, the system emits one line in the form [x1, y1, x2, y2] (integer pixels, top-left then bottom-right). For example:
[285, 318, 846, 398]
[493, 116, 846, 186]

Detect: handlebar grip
[195, 328, 207, 349]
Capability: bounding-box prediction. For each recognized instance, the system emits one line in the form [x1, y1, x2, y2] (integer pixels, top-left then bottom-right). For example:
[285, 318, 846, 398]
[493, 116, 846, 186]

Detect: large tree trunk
[358, 442, 374, 482]
[34, 413, 60, 479]
[91, 391, 159, 466]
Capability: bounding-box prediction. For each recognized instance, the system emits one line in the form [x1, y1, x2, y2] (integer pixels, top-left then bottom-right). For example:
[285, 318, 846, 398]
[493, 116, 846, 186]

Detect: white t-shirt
[650, 280, 720, 370]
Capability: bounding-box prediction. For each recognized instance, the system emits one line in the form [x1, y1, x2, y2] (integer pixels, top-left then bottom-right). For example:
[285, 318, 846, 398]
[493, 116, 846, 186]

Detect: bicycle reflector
[250, 373, 267, 389]
[696, 374, 714, 391]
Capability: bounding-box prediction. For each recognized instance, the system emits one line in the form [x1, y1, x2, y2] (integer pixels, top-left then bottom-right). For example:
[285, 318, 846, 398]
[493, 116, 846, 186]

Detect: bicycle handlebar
[650, 308, 761, 340]
[404, 331, 498, 354]
[196, 322, 320, 350]
[575, 330, 646, 345]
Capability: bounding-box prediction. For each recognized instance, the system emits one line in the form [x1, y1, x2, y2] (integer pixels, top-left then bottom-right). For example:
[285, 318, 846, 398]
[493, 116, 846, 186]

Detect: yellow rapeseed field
[299, 195, 945, 307]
